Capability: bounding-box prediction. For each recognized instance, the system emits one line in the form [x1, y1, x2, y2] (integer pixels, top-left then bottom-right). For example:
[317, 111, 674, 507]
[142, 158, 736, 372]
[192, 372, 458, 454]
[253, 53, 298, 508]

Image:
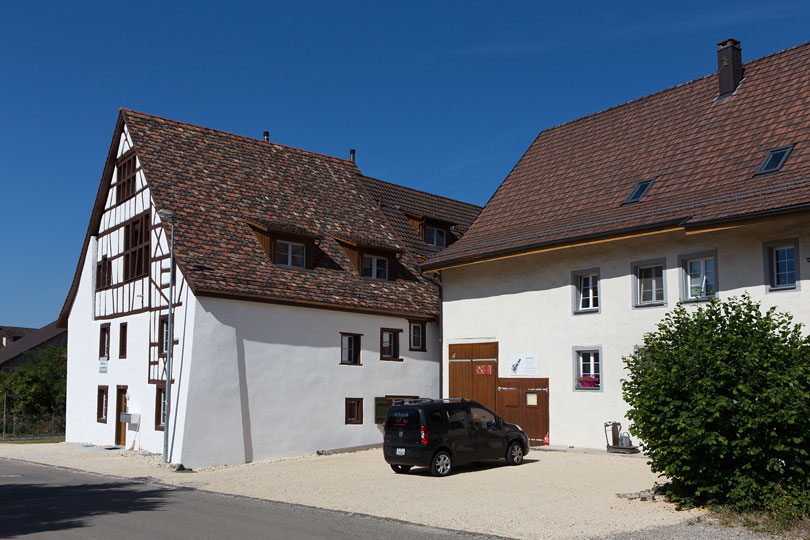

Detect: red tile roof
[58, 111, 479, 325]
[424, 41, 810, 270]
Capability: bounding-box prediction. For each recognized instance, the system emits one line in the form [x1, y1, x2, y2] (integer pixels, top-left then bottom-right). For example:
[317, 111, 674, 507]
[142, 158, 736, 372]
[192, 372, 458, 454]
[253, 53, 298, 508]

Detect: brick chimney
[717, 38, 743, 97]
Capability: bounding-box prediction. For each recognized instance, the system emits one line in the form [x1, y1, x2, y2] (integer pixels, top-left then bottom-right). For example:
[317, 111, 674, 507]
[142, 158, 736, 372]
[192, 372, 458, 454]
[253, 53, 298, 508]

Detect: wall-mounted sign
[475, 365, 492, 375]
[509, 354, 538, 376]
[99, 357, 108, 374]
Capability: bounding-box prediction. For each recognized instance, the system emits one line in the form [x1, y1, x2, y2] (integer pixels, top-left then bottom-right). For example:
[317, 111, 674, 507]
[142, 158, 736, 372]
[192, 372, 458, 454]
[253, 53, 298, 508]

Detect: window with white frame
[764, 239, 799, 290]
[409, 321, 426, 351]
[362, 255, 388, 279]
[340, 333, 361, 365]
[574, 349, 601, 390]
[633, 260, 665, 306]
[274, 240, 306, 268]
[572, 269, 600, 312]
[680, 252, 717, 300]
[424, 225, 446, 248]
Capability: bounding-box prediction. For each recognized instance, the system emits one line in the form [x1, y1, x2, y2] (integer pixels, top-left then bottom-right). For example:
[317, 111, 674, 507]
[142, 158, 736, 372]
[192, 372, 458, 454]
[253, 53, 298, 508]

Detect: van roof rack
[390, 398, 471, 405]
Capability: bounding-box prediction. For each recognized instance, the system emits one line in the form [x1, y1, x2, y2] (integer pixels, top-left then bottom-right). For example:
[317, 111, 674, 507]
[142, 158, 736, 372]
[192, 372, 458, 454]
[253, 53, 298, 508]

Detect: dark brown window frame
[408, 320, 427, 352]
[158, 315, 169, 357]
[119, 323, 128, 359]
[340, 332, 362, 365]
[97, 385, 109, 423]
[155, 383, 166, 431]
[380, 328, 403, 361]
[345, 397, 363, 425]
[96, 255, 112, 290]
[99, 324, 111, 358]
[115, 151, 138, 204]
[123, 212, 150, 282]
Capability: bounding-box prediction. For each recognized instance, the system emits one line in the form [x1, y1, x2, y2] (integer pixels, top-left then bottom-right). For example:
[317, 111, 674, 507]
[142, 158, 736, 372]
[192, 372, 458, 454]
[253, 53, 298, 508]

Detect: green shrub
[622, 295, 810, 512]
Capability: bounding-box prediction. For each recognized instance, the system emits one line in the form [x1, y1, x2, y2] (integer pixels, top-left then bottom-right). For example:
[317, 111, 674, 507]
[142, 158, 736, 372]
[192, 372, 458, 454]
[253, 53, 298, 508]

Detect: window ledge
[573, 308, 599, 315]
[339, 362, 362, 366]
[681, 296, 716, 303]
[634, 301, 666, 308]
[767, 285, 797, 292]
[380, 357, 403, 362]
[408, 347, 427, 352]
[575, 386, 601, 391]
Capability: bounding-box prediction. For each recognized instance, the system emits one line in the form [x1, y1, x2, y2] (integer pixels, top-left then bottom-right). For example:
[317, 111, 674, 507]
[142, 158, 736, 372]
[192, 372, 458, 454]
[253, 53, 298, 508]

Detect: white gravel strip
[0, 442, 714, 539]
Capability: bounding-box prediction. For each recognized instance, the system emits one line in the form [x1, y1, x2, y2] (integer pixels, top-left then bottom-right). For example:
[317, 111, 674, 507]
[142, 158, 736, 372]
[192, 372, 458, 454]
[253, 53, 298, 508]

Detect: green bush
[622, 295, 810, 513]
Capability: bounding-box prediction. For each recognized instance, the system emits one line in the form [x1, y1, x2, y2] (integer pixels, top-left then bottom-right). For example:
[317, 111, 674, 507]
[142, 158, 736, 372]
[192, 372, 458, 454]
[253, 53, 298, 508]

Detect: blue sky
[2, 1, 809, 328]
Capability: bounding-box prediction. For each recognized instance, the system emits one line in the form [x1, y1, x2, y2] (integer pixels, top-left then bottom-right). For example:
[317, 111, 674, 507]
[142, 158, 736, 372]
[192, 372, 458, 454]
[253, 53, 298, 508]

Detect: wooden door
[448, 342, 498, 411]
[115, 386, 127, 446]
[497, 378, 549, 446]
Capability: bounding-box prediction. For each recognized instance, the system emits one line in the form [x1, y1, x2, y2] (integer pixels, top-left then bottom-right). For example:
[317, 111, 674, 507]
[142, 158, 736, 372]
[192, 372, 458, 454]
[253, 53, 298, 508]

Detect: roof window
[756, 145, 793, 175]
[623, 179, 654, 204]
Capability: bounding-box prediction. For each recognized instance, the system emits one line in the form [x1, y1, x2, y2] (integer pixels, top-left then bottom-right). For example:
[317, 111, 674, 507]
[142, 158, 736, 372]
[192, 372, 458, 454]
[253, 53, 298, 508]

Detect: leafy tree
[623, 296, 810, 512]
[0, 345, 67, 416]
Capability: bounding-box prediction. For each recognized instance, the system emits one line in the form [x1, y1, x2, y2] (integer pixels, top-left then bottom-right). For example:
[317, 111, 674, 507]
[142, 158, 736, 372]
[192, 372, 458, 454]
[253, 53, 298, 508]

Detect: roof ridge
[362, 175, 482, 210]
[538, 40, 810, 138]
[120, 108, 357, 166]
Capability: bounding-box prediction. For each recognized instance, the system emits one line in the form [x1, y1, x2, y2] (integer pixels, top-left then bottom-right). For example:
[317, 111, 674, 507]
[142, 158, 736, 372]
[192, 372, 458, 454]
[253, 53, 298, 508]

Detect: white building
[423, 39, 810, 449]
[58, 111, 479, 468]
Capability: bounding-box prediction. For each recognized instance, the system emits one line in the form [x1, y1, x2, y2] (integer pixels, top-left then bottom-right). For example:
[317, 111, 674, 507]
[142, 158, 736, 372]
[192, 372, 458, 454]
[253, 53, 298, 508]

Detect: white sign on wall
[509, 354, 539, 376]
[99, 357, 108, 374]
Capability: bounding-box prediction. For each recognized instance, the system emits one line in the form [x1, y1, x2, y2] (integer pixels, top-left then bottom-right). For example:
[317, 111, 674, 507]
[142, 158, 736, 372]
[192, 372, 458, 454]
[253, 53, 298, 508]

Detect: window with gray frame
[756, 145, 793, 175]
[573, 347, 601, 390]
[678, 251, 718, 301]
[632, 259, 666, 306]
[572, 268, 600, 313]
[274, 240, 306, 268]
[764, 239, 800, 290]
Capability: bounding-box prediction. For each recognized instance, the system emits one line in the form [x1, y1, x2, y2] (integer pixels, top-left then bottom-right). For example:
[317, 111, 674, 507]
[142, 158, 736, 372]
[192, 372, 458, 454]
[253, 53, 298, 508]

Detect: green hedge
[622, 296, 810, 512]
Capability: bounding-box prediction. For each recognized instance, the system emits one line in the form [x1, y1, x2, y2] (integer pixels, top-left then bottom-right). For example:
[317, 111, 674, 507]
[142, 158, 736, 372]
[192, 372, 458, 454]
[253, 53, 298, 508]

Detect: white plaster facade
[440, 213, 809, 450]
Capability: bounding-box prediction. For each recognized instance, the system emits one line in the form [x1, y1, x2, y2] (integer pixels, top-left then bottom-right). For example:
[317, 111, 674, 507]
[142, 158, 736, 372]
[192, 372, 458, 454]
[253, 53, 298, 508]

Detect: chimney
[717, 38, 743, 97]
[349, 148, 356, 162]
[263, 131, 269, 142]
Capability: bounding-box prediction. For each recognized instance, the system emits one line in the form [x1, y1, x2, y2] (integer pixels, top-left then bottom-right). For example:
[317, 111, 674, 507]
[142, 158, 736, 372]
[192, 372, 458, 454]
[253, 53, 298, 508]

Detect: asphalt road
[0, 459, 507, 540]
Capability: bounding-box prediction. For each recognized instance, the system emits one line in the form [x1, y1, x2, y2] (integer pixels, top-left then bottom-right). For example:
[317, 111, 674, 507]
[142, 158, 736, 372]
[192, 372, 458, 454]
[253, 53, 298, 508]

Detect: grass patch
[710, 505, 810, 538]
[0, 436, 65, 444]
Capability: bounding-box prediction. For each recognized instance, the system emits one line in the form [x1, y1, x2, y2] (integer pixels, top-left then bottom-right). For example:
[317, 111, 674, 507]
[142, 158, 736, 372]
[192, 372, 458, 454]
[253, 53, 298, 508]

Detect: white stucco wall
[441, 213, 810, 450]
[178, 297, 440, 469]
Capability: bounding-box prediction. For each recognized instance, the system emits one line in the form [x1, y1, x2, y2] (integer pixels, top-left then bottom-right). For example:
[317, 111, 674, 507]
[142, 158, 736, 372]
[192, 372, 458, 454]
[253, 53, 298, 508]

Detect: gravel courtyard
[0, 443, 774, 539]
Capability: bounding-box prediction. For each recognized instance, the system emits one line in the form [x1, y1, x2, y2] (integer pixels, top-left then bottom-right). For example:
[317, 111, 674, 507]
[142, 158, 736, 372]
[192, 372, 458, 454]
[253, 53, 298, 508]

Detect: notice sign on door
[475, 365, 492, 375]
[510, 354, 539, 376]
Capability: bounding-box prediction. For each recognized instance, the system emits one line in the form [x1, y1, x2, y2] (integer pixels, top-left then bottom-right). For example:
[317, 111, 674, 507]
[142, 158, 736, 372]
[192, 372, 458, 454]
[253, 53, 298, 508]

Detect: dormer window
[623, 179, 654, 204]
[362, 255, 388, 279]
[424, 225, 446, 247]
[756, 145, 793, 175]
[275, 240, 306, 268]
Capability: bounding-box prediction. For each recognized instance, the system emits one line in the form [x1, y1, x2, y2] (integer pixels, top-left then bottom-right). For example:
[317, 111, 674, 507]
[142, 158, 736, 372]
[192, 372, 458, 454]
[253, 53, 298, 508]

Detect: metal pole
[162, 214, 175, 463]
[3, 393, 6, 439]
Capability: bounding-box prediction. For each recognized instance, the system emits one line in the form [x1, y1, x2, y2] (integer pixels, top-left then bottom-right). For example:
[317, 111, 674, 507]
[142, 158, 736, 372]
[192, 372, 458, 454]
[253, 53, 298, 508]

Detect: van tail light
[420, 425, 428, 445]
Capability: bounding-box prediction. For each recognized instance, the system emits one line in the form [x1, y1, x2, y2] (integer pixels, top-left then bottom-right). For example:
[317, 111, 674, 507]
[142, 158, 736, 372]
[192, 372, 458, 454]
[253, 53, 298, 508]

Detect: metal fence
[1, 412, 65, 439]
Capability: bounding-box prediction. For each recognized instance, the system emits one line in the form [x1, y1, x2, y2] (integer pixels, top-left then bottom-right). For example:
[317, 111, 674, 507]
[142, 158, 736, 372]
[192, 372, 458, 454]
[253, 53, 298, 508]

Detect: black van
[383, 399, 529, 476]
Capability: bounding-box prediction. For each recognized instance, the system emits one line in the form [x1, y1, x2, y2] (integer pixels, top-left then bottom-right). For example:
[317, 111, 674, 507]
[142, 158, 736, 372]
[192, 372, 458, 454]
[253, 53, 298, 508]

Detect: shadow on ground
[405, 458, 541, 477]
[0, 481, 168, 536]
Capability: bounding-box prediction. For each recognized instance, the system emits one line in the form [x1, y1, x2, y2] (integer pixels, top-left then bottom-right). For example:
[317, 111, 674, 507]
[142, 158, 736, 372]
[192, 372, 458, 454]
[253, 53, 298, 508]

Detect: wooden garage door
[497, 378, 549, 446]
[448, 342, 498, 411]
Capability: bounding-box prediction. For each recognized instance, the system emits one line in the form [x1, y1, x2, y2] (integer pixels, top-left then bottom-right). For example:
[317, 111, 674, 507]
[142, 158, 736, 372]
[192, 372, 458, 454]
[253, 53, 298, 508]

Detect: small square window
[409, 321, 426, 351]
[679, 251, 718, 301]
[99, 324, 110, 358]
[764, 239, 800, 291]
[623, 179, 654, 204]
[756, 145, 793, 175]
[155, 385, 166, 431]
[345, 398, 363, 424]
[380, 329, 402, 360]
[97, 386, 108, 423]
[574, 349, 601, 390]
[340, 333, 362, 365]
[572, 269, 600, 313]
[424, 225, 447, 248]
[632, 259, 666, 307]
[275, 240, 306, 268]
[362, 255, 388, 279]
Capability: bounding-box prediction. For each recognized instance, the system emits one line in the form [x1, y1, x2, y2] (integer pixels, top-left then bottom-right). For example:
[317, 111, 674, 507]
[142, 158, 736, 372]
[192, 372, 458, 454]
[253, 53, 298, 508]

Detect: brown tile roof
[59, 111, 479, 324]
[359, 176, 481, 260]
[424, 41, 810, 270]
[0, 321, 66, 367]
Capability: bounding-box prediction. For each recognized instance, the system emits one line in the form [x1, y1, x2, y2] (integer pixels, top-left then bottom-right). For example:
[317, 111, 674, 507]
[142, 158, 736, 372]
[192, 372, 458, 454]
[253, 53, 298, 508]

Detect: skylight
[623, 179, 654, 204]
[757, 145, 793, 174]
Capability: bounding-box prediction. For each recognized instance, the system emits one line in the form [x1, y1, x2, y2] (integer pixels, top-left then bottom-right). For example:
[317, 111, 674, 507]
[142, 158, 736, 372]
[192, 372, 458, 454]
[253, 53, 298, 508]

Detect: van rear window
[385, 408, 420, 429]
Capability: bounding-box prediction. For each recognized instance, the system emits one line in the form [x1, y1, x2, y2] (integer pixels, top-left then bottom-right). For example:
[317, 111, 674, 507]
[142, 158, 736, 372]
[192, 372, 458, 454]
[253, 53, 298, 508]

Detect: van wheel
[430, 451, 452, 477]
[506, 442, 524, 465]
[390, 464, 412, 474]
